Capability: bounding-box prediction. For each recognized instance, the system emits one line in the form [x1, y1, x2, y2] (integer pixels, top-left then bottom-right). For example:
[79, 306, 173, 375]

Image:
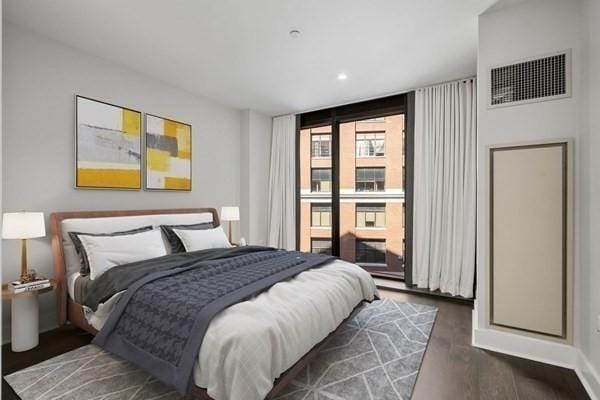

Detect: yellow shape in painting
[147, 148, 170, 172]
[165, 177, 191, 190]
[122, 110, 140, 136]
[164, 120, 178, 137]
[78, 168, 140, 189]
[176, 124, 191, 159]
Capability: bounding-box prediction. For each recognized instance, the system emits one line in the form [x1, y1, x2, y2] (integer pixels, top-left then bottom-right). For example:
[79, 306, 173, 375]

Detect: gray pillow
[160, 222, 214, 253]
[68, 226, 154, 276]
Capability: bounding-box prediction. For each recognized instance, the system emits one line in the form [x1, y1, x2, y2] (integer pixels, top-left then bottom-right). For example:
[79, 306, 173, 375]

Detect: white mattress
[84, 259, 378, 400]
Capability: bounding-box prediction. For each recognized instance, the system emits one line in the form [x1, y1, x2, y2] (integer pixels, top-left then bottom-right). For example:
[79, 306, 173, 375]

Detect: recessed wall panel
[490, 142, 567, 338]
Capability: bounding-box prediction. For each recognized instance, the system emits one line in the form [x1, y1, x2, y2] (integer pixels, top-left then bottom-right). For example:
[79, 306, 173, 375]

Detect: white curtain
[413, 79, 477, 298]
[267, 114, 296, 250]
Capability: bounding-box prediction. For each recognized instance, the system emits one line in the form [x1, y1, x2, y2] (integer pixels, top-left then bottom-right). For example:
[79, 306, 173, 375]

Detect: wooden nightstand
[2, 279, 57, 352]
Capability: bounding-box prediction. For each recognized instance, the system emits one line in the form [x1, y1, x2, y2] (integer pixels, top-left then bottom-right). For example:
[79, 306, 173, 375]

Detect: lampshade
[2, 212, 46, 239]
[220, 206, 240, 221]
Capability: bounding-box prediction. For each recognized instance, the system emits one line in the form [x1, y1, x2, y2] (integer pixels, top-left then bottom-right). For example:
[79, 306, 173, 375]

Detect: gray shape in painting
[78, 124, 141, 164]
[146, 133, 179, 157]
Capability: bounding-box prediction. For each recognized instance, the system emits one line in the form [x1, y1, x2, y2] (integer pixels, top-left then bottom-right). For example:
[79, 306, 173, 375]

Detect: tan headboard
[49, 208, 220, 326]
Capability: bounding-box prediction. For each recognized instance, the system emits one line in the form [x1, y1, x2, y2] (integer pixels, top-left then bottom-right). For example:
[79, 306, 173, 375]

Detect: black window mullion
[331, 110, 340, 257]
[404, 91, 415, 285]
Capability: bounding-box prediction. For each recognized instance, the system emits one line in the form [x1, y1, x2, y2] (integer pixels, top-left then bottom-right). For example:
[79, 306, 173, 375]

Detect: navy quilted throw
[93, 248, 334, 394]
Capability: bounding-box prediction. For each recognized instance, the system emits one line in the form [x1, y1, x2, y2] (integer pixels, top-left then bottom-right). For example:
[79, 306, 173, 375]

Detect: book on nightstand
[10, 278, 51, 293]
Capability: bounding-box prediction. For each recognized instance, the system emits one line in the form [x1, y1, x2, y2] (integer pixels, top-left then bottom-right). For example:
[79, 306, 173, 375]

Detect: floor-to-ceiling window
[299, 125, 333, 257]
[297, 93, 414, 281]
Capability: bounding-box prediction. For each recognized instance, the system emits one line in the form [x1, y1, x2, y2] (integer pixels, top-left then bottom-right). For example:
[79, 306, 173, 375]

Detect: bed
[50, 208, 378, 400]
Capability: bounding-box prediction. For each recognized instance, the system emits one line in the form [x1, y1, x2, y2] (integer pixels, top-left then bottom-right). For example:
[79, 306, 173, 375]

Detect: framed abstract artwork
[145, 114, 192, 191]
[75, 96, 142, 189]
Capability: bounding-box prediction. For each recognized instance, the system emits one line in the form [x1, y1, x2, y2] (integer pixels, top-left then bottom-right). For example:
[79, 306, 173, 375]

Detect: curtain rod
[276, 75, 476, 118]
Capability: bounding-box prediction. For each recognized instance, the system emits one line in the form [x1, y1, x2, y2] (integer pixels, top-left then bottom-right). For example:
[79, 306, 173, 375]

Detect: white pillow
[173, 226, 232, 251]
[78, 229, 167, 280]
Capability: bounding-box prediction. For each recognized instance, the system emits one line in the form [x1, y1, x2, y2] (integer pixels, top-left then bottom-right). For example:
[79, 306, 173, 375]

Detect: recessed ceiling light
[289, 29, 301, 38]
[337, 73, 348, 81]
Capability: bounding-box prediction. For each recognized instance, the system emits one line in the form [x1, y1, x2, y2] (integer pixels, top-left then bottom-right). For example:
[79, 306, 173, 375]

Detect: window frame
[355, 167, 386, 192]
[355, 131, 386, 158]
[358, 116, 386, 123]
[356, 203, 386, 228]
[297, 92, 416, 285]
[311, 203, 332, 227]
[311, 238, 332, 255]
[310, 168, 332, 193]
[355, 239, 387, 265]
[311, 133, 332, 159]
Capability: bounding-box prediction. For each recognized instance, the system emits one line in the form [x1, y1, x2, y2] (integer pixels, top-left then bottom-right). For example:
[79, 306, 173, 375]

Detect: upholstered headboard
[50, 208, 220, 326]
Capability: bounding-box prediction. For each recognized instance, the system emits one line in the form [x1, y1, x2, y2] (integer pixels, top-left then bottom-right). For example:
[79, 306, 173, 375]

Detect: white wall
[2, 23, 244, 339]
[476, 0, 584, 338]
[475, 0, 599, 396]
[240, 110, 272, 245]
[579, 0, 600, 395]
[0, 0, 4, 356]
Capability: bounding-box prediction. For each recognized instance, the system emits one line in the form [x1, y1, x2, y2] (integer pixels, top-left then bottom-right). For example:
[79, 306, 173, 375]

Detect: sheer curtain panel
[267, 115, 296, 250]
[413, 79, 477, 298]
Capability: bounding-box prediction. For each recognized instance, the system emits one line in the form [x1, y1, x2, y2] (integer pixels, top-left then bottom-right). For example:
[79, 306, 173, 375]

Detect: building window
[359, 117, 386, 123]
[311, 238, 332, 255]
[356, 203, 385, 228]
[311, 168, 331, 192]
[311, 203, 332, 227]
[356, 167, 385, 192]
[356, 132, 385, 157]
[356, 239, 386, 264]
[311, 134, 332, 158]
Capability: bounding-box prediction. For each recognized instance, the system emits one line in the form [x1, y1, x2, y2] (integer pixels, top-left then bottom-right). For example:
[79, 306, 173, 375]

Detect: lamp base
[20, 238, 29, 282]
[11, 294, 39, 352]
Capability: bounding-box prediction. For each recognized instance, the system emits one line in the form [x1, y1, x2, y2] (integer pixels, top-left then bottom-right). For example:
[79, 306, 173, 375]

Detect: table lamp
[220, 206, 239, 244]
[2, 212, 46, 282]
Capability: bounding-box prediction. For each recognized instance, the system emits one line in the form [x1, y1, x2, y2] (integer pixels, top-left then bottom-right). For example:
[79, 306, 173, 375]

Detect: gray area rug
[274, 299, 437, 400]
[5, 299, 436, 400]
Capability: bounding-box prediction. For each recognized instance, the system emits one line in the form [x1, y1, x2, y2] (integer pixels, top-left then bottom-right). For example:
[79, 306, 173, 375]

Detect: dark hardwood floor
[381, 290, 589, 400]
[2, 289, 590, 400]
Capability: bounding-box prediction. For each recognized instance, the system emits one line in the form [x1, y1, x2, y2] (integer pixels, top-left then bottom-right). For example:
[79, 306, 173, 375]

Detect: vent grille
[489, 51, 570, 108]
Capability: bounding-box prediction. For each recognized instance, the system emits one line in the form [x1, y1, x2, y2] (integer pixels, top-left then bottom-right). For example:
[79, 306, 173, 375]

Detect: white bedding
[84, 258, 377, 400]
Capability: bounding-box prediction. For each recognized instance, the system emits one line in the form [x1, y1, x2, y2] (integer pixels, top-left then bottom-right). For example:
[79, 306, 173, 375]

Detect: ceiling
[4, 0, 497, 116]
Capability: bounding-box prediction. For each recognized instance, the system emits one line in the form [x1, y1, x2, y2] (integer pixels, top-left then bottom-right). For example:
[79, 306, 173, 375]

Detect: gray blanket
[92, 248, 334, 394]
[83, 246, 274, 311]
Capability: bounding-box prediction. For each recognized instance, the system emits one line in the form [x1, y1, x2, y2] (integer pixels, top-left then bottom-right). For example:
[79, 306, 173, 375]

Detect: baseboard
[472, 326, 577, 369]
[575, 350, 600, 400]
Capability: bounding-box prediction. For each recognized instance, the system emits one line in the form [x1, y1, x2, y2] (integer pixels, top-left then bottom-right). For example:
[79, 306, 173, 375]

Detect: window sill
[356, 262, 388, 267]
[356, 156, 385, 159]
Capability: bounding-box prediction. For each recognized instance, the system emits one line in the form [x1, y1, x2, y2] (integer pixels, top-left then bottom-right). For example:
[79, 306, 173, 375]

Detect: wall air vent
[489, 50, 571, 108]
